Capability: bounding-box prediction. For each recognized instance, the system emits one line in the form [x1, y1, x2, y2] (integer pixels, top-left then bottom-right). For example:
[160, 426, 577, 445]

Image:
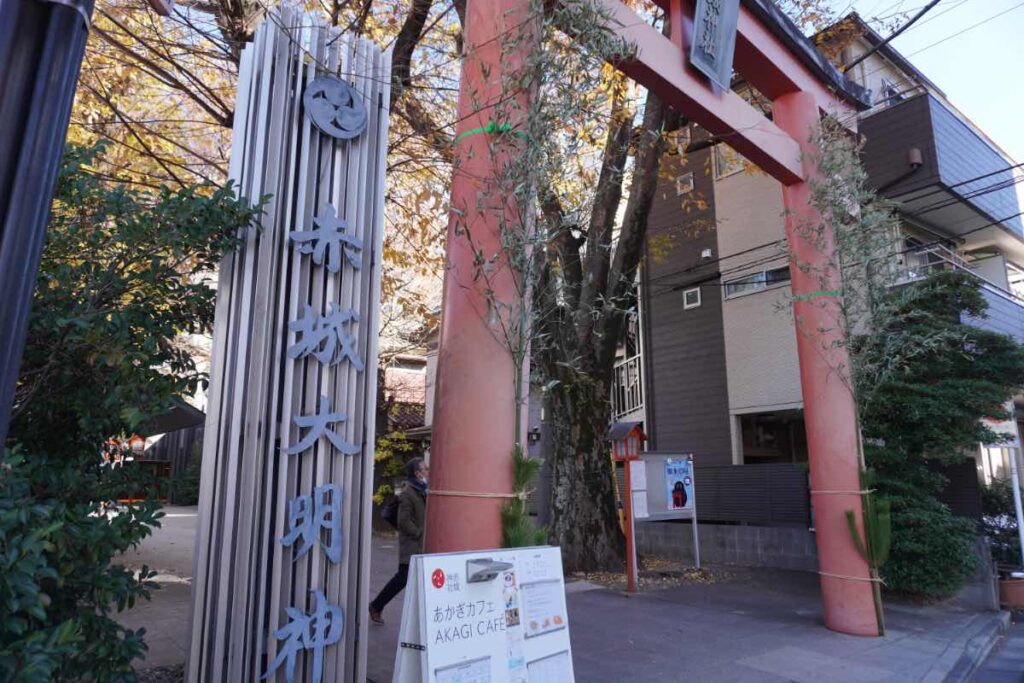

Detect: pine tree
[853, 270, 1024, 597]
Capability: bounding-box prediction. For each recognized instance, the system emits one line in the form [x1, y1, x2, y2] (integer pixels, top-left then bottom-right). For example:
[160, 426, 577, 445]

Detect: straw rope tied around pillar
[817, 571, 885, 584]
[429, 489, 522, 499]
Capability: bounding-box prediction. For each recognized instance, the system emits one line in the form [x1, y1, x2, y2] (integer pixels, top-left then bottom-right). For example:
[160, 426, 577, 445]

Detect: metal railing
[610, 353, 644, 421]
[894, 242, 970, 283]
[896, 243, 1024, 306]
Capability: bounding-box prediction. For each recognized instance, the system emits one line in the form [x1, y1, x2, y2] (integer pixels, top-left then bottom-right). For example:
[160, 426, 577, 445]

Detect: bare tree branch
[398, 95, 454, 164]
[598, 88, 669, 370]
[93, 20, 233, 127]
[213, 0, 264, 61]
[391, 0, 435, 109]
[98, 10, 229, 107]
[576, 83, 631, 348]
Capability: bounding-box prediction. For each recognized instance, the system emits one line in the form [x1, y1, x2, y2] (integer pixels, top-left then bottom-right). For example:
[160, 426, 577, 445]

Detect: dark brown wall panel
[642, 139, 733, 464]
[860, 94, 939, 197]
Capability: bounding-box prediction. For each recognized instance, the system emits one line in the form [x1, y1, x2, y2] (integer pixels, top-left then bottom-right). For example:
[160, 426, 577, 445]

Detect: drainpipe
[874, 147, 923, 195]
[1008, 415, 1024, 568]
[635, 270, 651, 441]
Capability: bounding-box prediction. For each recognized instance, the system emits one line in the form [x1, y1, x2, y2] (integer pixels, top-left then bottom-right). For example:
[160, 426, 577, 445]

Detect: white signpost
[394, 546, 575, 683]
[187, 8, 391, 682]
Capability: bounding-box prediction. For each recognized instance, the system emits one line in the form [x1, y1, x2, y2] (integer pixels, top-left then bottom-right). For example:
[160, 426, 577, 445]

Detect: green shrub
[170, 442, 203, 506]
[0, 450, 159, 680]
[982, 477, 1021, 567]
[501, 446, 547, 548]
[881, 496, 979, 598]
[1, 144, 259, 678]
[854, 272, 1024, 598]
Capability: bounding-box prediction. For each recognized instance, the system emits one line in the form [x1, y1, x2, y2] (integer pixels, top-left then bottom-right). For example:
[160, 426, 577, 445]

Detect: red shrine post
[610, 422, 647, 593]
[430, 0, 880, 635]
[425, 0, 538, 552]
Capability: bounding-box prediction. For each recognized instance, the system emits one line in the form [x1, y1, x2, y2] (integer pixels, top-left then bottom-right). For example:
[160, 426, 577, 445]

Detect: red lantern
[607, 421, 645, 462]
[128, 433, 146, 455]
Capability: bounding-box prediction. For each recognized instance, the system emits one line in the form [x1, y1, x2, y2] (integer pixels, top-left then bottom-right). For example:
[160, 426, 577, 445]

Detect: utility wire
[647, 202, 1024, 294]
[905, 0, 1024, 58]
[903, 174, 1024, 219]
[642, 155, 1024, 292]
[647, 206, 1024, 295]
[879, 160, 1024, 208]
[844, 0, 942, 70]
[860, 0, 1024, 83]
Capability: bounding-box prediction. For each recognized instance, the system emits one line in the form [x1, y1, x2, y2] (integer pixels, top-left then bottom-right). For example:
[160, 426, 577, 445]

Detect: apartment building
[626, 13, 1024, 566]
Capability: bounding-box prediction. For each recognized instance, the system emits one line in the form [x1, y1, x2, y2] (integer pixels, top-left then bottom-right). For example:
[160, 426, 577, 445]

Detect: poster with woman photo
[664, 458, 694, 512]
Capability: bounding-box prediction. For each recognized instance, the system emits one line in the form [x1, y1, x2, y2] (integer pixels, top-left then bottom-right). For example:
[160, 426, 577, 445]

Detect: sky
[848, 0, 1024, 162]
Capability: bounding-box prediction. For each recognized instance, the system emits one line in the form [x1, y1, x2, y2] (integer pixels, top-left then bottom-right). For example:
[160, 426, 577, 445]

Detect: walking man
[369, 457, 427, 623]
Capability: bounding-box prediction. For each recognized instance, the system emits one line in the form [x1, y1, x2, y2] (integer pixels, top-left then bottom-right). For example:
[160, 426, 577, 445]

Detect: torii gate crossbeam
[427, 0, 881, 638]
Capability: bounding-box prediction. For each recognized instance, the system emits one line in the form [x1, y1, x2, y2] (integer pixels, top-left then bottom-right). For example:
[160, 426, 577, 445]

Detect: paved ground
[118, 507, 1011, 681]
[975, 614, 1024, 682]
[116, 507, 197, 669]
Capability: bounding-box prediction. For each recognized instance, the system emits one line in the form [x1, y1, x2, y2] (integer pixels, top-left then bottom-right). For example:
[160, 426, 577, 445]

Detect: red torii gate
[426, 0, 880, 637]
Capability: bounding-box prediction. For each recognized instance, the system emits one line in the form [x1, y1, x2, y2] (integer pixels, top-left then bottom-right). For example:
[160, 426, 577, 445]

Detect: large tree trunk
[547, 372, 624, 571]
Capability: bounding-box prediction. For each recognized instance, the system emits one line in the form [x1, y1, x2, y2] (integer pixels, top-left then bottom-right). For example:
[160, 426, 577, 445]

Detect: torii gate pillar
[429, 0, 880, 637]
[425, 0, 533, 552]
[774, 91, 877, 636]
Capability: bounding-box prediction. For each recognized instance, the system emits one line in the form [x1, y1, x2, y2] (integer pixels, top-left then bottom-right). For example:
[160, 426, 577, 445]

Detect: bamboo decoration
[845, 494, 891, 636]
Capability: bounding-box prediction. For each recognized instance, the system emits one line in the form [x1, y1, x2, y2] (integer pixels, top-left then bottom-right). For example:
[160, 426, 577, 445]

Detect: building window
[683, 287, 701, 309]
[713, 143, 745, 179]
[981, 446, 1013, 484]
[765, 265, 791, 285]
[675, 172, 694, 196]
[723, 265, 791, 298]
[391, 358, 426, 372]
[880, 78, 904, 107]
[1007, 262, 1024, 299]
[740, 411, 808, 463]
[669, 126, 692, 156]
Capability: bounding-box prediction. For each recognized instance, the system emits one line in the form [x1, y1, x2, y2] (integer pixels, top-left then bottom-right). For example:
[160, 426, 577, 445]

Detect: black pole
[0, 0, 95, 447]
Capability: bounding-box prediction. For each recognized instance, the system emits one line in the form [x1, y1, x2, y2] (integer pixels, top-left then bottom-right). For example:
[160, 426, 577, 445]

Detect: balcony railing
[896, 243, 1024, 306]
[895, 243, 971, 283]
[610, 353, 644, 421]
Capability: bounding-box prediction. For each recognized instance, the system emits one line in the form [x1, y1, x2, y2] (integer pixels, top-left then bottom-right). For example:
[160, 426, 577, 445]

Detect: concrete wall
[635, 521, 818, 572]
[713, 168, 803, 415]
[972, 255, 1011, 291]
[637, 522, 999, 609]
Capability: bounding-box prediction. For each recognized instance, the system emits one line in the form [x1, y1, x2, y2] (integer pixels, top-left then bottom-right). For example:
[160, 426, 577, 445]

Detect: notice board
[637, 452, 697, 522]
[632, 453, 701, 566]
[393, 546, 575, 683]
